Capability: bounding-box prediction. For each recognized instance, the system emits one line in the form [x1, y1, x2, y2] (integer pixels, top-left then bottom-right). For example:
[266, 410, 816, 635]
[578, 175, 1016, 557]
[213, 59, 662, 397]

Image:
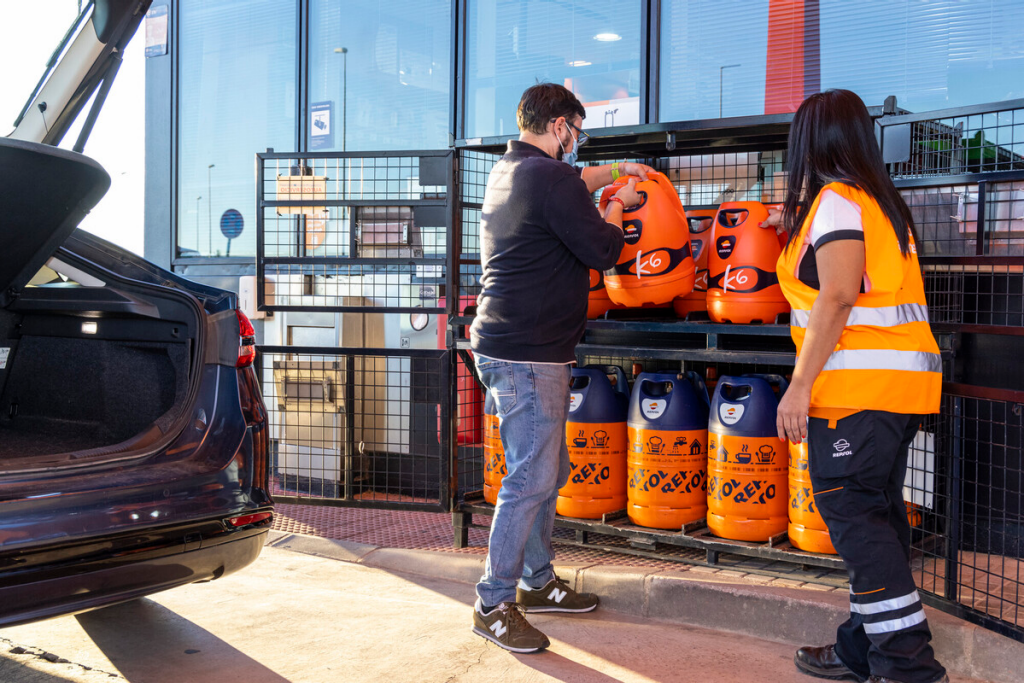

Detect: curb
[265, 532, 1023, 683]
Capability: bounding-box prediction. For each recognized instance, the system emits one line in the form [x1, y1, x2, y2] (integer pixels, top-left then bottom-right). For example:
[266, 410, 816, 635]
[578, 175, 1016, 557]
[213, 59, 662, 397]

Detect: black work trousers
[808, 410, 946, 683]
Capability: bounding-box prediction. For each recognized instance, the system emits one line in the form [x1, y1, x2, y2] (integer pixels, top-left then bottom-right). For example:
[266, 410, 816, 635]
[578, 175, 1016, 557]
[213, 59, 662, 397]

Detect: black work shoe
[472, 601, 550, 653]
[794, 645, 863, 681]
[868, 677, 948, 683]
[517, 576, 599, 614]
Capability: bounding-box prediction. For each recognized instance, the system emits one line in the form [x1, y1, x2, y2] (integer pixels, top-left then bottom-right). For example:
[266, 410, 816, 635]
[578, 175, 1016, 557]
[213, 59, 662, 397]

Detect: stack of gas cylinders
[479, 176, 923, 554]
[482, 364, 925, 555]
[588, 170, 790, 324]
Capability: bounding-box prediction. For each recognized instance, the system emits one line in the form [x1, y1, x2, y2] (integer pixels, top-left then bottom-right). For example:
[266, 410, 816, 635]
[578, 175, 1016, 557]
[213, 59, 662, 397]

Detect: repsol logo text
[569, 461, 612, 486]
[628, 467, 706, 495]
[708, 476, 777, 505]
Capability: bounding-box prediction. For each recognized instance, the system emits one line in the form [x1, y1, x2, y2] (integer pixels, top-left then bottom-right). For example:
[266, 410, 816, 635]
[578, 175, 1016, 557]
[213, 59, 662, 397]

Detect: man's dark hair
[517, 83, 586, 135]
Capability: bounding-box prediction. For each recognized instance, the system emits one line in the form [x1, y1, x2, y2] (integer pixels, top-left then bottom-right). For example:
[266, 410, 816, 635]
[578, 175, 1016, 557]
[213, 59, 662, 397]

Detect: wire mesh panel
[911, 389, 1024, 641]
[901, 184, 980, 256]
[257, 150, 451, 313]
[454, 148, 791, 305]
[660, 150, 788, 207]
[986, 180, 1024, 256]
[457, 149, 497, 303]
[903, 180, 1024, 258]
[884, 100, 1024, 179]
[259, 346, 451, 512]
[924, 264, 1024, 328]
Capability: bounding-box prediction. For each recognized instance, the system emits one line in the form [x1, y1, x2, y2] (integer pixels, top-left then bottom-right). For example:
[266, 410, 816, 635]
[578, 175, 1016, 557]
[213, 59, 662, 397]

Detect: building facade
[145, 0, 1024, 288]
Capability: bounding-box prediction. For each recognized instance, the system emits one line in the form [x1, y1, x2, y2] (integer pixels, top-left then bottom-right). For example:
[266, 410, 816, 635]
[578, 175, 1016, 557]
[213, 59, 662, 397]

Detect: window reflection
[308, 0, 451, 152]
[177, 0, 297, 259]
[466, 0, 642, 137]
[660, 0, 1024, 122]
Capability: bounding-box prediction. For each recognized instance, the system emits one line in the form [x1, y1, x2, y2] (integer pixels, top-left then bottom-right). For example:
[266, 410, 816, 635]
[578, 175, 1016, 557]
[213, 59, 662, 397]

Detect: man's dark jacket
[470, 141, 625, 363]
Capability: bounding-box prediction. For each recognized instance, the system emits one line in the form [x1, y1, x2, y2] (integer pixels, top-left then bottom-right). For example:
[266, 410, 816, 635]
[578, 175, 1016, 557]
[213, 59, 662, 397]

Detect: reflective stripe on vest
[790, 303, 930, 329]
[821, 349, 942, 373]
[776, 182, 941, 415]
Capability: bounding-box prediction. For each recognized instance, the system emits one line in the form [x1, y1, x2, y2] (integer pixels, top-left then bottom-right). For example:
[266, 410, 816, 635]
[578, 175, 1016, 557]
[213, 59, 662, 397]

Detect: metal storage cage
[255, 150, 457, 513]
[252, 104, 1024, 642]
[448, 101, 1024, 642]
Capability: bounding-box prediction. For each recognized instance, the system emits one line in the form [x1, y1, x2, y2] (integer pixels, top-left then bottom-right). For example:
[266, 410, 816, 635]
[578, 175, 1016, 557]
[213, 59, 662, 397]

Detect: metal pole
[195, 196, 202, 251]
[207, 163, 215, 254]
[719, 64, 741, 118]
[333, 47, 348, 151]
[342, 49, 347, 152]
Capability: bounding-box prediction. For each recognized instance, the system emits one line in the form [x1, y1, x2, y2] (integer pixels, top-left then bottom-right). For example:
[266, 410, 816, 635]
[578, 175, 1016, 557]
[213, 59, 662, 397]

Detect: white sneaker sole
[472, 626, 547, 653]
[520, 603, 598, 614]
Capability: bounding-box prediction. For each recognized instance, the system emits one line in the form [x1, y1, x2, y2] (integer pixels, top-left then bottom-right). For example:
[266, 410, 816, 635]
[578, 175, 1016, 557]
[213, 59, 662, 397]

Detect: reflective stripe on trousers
[849, 589, 928, 635]
[821, 349, 942, 373]
[790, 302, 930, 329]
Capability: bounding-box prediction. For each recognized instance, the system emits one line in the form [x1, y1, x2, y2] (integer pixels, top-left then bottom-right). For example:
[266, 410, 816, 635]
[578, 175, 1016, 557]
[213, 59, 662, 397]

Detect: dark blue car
[0, 0, 272, 627]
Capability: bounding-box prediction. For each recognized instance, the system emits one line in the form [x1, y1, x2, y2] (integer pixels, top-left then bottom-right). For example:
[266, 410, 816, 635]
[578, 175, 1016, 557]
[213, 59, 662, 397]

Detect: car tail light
[237, 309, 256, 367]
[226, 511, 273, 527]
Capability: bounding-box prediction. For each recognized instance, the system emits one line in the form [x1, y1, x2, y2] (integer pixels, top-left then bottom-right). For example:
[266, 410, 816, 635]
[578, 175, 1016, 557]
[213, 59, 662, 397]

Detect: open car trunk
[0, 278, 201, 470]
[0, 136, 202, 471]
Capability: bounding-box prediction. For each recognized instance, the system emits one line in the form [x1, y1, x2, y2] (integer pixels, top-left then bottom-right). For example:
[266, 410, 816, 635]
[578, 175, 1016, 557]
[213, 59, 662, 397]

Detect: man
[469, 83, 654, 653]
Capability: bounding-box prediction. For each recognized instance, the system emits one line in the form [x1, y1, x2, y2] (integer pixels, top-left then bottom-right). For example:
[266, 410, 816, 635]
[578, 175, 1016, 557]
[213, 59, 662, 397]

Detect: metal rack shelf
[448, 99, 1024, 642]
[456, 501, 845, 571]
[453, 317, 797, 365]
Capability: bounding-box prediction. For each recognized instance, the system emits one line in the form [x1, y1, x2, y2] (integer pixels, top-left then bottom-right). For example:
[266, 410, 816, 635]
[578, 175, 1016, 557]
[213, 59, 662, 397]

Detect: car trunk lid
[0, 138, 110, 308]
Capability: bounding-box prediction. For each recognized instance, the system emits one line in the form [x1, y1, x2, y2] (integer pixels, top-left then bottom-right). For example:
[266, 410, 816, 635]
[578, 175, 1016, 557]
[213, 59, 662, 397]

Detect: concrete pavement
[0, 544, 992, 683]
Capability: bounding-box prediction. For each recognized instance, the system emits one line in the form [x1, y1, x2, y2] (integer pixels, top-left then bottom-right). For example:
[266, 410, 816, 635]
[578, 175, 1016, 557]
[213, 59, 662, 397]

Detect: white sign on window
[903, 430, 936, 510]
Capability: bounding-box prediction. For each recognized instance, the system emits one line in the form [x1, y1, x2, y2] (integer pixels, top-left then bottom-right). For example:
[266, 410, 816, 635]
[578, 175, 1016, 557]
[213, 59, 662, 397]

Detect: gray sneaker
[472, 601, 550, 653]
[517, 576, 599, 613]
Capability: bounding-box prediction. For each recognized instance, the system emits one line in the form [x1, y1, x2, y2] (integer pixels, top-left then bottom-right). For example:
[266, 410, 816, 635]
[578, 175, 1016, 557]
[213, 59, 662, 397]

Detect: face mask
[556, 125, 579, 167]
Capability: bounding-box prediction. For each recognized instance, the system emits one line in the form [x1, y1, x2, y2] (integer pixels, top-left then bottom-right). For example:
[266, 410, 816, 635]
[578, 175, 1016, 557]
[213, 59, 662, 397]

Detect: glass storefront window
[660, 0, 1024, 122]
[466, 1, 643, 138]
[819, 0, 1024, 114]
[307, 0, 451, 152]
[177, 0, 297, 258]
[659, 0, 769, 121]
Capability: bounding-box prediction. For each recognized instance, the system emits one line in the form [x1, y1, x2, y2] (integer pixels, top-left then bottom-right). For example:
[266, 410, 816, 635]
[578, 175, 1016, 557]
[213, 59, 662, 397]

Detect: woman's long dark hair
[783, 89, 916, 256]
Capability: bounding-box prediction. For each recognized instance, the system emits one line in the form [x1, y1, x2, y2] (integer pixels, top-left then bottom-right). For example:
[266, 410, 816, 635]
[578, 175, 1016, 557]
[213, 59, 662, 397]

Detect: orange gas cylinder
[907, 502, 923, 528]
[588, 269, 626, 319]
[558, 366, 631, 518]
[482, 391, 506, 506]
[598, 171, 696, 307]
[672, 210, 716, 318]
[788, 442, 837, 554]
[626, 371, 711, 529]
[789, 441, 922, 554]
[707, 374, 789, 541]
[706, 202, 790, 324]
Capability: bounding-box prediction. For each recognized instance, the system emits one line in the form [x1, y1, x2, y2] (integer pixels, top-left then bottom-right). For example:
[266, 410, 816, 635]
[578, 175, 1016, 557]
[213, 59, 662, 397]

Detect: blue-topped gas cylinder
[558, 366, 630, 519]
[707, 374, 789, 541]
[626, 371, 710, 529]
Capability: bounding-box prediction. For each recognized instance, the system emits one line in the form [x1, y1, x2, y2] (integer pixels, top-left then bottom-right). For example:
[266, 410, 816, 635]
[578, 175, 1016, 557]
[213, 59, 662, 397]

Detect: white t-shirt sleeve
[809, 189, 864, 250]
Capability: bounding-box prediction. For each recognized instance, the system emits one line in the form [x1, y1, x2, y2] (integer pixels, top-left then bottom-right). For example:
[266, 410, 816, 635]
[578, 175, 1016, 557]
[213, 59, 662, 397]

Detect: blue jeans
[475, 356, 572, 607]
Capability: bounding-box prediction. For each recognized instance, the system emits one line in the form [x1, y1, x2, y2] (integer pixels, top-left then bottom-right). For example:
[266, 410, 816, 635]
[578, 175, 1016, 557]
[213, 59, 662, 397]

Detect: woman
[769, 90, 947, 683]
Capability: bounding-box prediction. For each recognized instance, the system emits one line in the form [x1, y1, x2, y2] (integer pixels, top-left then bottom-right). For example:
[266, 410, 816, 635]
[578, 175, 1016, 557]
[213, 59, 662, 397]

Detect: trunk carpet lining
[0, 335, 189, 459]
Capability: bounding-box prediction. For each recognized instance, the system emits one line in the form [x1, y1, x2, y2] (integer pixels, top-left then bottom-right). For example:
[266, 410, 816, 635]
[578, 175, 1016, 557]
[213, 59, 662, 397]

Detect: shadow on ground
[75, 599, 291, 683]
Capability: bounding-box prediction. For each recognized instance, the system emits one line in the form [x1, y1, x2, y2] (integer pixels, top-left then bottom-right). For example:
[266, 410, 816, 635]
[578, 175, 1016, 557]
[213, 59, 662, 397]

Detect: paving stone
[688, 566, 721, 575]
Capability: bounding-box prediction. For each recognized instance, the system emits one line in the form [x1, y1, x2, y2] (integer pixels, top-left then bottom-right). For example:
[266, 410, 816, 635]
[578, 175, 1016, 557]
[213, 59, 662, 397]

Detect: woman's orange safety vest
[777, 182, 941, 415]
